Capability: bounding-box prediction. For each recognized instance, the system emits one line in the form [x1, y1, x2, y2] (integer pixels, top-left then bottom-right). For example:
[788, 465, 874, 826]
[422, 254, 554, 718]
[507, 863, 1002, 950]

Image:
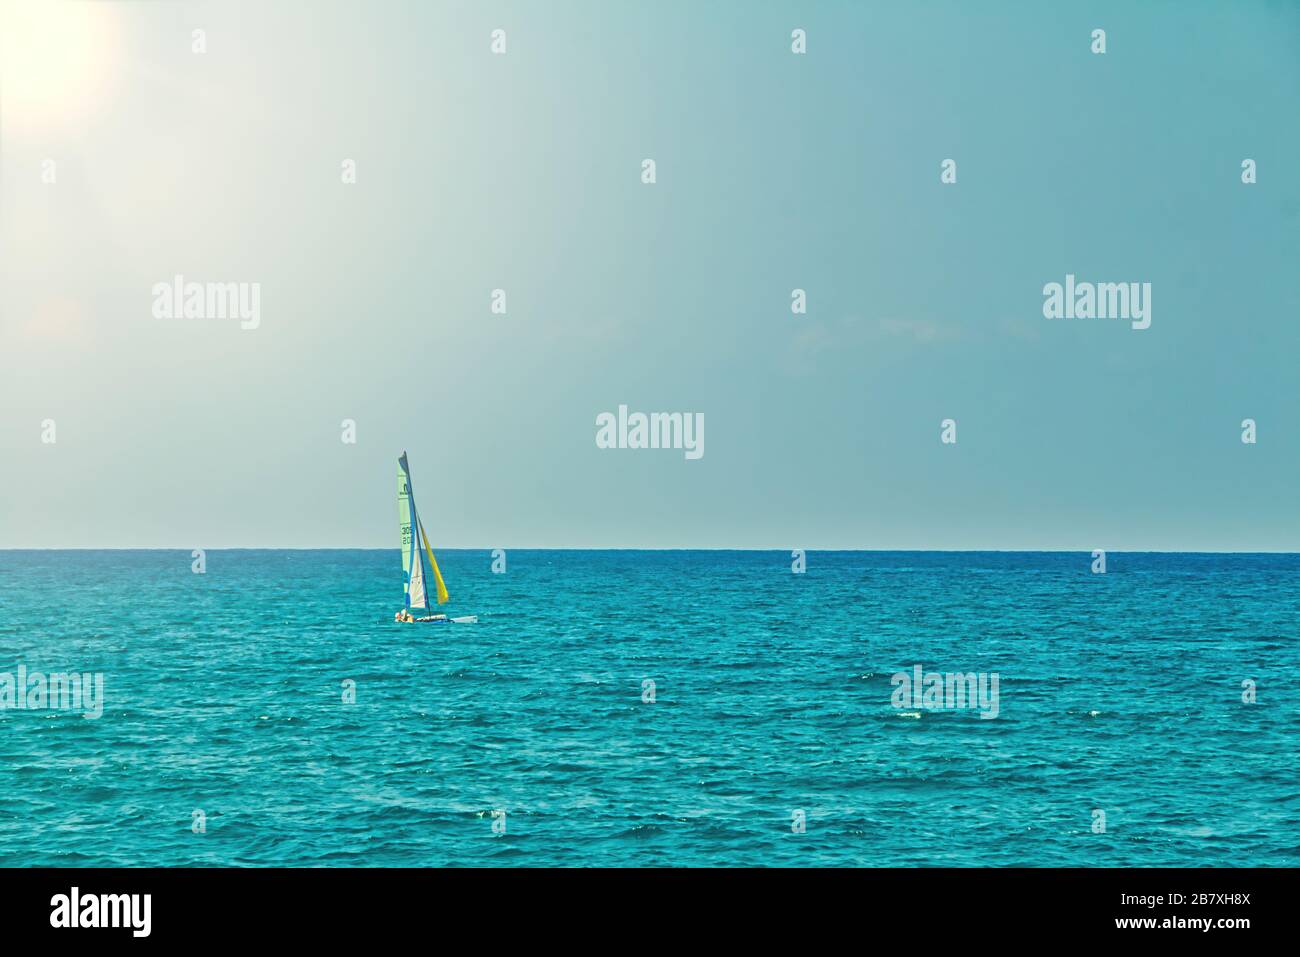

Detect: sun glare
[0, 0, 117, 133]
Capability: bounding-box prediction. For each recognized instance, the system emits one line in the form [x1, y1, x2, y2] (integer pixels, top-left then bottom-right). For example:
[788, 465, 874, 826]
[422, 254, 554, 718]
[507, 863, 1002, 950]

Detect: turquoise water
[0, 550, 1295, 867]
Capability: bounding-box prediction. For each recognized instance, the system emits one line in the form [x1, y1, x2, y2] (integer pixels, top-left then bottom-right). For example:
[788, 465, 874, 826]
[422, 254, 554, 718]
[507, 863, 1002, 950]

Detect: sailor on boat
[394, 610, 446, 623]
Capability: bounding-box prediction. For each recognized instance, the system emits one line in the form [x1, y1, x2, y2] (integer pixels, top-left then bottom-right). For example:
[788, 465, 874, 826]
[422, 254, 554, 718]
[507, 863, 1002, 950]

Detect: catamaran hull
[412, 616, 478, 624]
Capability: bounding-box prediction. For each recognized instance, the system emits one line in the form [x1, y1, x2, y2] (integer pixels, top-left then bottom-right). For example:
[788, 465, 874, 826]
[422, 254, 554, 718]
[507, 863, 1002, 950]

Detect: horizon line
[2, 546, 1299, 555]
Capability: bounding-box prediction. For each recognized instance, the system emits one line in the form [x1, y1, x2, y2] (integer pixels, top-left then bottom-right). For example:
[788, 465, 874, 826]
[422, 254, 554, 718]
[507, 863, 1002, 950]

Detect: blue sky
[1, 0, 1297, 549]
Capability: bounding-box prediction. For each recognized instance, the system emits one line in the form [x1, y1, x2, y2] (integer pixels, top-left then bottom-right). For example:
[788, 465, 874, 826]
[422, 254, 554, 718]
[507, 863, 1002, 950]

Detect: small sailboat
[395, 451, 477, 624]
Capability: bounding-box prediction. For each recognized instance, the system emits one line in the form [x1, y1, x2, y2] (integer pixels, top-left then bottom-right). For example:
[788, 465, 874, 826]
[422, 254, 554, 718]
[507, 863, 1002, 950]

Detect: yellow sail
[417, 517, 450, 605]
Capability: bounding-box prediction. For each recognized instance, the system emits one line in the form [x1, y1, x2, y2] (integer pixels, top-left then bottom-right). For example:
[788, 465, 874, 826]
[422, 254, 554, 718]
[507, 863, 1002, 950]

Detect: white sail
[398, 451, 429, 609]
[407, 511, 428, 609]
[408, 535, 428, 608]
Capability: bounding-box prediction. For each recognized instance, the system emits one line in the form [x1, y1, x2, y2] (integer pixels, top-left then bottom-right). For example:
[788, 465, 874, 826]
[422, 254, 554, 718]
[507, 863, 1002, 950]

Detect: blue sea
[0, 550, 1295, 867]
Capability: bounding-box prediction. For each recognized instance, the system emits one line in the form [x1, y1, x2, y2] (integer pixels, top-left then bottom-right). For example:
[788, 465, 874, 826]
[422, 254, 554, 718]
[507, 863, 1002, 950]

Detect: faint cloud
[874, 317, 959, 344]
[788, 314, 960, 375]
[997, 316, 1041, 342]
[794, 315, 959, 355]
